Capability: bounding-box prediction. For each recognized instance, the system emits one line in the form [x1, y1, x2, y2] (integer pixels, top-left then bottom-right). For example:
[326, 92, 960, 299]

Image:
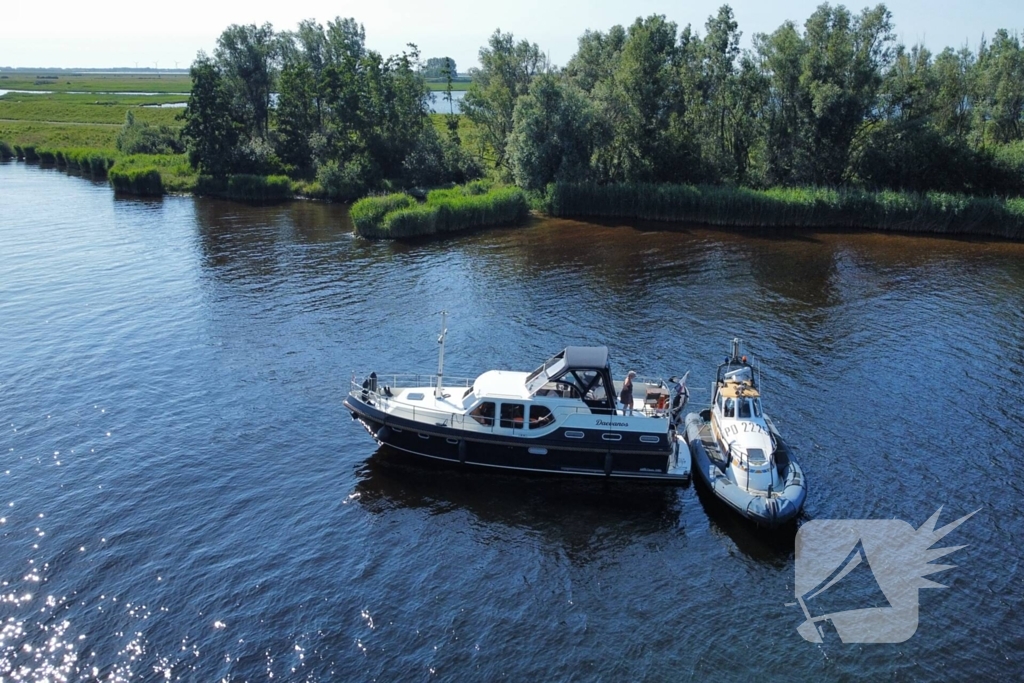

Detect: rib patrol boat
[685, 339, 806, 526]
[345, 314, 691, 483]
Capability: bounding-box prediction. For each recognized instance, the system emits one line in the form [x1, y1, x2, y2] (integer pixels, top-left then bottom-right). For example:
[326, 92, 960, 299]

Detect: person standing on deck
[620, 370, 637, 416]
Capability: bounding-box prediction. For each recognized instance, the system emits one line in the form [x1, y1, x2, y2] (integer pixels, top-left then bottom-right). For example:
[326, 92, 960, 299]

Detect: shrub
[109, 167, 163, 196]
[116, 110, 184, 155]
[0, 140, 14, 160]
[37, 149, 56, 164]
[401, 125, 484, 187]
[316, 155, 378, 201]
[21, 145, 38, 161]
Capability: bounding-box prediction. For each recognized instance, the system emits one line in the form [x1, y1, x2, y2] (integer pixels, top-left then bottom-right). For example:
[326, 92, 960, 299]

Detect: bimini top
[524, 346, 610, 395]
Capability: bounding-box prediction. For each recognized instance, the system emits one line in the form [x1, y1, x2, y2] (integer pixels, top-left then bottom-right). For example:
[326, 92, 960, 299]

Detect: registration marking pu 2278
[723, 422, 768, 437]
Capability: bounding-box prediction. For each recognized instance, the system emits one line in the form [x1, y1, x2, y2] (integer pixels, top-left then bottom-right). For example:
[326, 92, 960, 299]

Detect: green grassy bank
[352, 183, 530, 239]
[547, 182, 1024, 240]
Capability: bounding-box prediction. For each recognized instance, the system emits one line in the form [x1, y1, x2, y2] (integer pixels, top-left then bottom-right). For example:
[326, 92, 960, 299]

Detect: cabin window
[738, 399, 752, 418]
[470, 402, 495, 426]
[500, 403, 525, 429]
[529, 405, 555, 429]
[724, 398, 736, 417]
[752, 399, 762, 417]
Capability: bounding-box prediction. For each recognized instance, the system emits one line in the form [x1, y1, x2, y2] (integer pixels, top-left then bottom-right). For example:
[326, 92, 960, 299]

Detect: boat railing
[350, 373, 476, 391]
[347, 376, 675, 432]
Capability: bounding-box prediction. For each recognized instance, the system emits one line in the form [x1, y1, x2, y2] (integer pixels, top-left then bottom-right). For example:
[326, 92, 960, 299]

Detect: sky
[1, 0, 1022, 71]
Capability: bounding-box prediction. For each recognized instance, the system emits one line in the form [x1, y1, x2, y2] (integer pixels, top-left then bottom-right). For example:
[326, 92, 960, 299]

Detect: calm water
[1, 161, 1022, 681]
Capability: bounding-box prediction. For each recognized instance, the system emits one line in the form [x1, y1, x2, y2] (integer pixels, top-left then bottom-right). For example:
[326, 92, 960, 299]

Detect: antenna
[435, 310, 448, 398]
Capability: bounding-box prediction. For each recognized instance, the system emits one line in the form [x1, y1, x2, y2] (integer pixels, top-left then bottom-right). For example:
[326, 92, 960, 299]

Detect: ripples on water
[1, 162, 1022, 680]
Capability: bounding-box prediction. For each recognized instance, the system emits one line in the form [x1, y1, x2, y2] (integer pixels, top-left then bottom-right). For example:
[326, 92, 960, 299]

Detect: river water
[0, 161, 1021, 681]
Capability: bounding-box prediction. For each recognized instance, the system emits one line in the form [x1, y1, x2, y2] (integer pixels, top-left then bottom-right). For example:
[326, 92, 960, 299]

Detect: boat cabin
[523, 346, 618, 415]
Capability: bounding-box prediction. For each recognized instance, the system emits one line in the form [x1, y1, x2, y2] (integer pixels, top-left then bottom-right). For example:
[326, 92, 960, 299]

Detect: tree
[215, 23, 280, 140]
[976, 30, 1024, 144]
[423, 57, 458, 79]
[754, 20, 809, 185]
[798, 3, 895, 185]
[276, 60, 319, 173]
[932, 46, 976, 141]
[508, 73, 595, 190]
[180, 53, 240, 176]
[462, 30, 546, 174]
[586, 15, 684, 182]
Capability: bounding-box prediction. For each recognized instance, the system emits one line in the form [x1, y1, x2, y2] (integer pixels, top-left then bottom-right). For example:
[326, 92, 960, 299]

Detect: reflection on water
[355, 446, 684, 566]
[1, 162, 1023, 680]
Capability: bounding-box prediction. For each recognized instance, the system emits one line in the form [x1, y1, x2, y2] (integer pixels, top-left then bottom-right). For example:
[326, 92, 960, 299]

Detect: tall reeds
[195, 174, 293, 204]
[352, 185, 529, 239]
[108, 167, 163, 196]
[548, 183, 1024, 240]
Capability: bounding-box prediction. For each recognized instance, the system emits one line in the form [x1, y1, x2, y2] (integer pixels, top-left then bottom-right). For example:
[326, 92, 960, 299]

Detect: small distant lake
[428, 89, 465, 114]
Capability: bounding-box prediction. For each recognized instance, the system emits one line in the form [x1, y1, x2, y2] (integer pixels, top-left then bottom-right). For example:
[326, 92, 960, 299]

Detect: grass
[548, 182, 1024, 240]
[0, 92, 184, 125]
[352, 184, 529, 239]
[0, 70, 190, 93]
[112, 154, 196, 193]
[350, 194, 418, 234]
[424, 79, 472, 92]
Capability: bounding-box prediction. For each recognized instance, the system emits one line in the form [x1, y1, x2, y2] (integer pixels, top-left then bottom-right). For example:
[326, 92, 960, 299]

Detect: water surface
[0, 161, 1021, 680]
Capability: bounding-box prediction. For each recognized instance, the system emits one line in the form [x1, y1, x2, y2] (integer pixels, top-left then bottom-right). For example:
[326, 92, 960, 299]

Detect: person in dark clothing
[620, 370, 637, 416]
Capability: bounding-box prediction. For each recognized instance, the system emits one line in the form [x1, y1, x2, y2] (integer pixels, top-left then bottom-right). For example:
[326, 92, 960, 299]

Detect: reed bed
[35, 147, 117, 176]
[350, 194, 418, 235]
[0, 140, 13, 160]
[108, 167, 164, 196]
[548, 183, 1024, 240]
[195, 174, 293, 204]
[352, 185, 529, 239]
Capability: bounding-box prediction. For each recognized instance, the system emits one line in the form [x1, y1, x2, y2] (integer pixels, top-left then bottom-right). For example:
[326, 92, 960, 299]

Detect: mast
[435, 310, 447, 398]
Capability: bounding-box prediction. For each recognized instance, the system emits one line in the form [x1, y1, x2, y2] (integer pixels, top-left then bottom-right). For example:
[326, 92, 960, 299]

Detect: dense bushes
[116, 111, 184, 155]
[548, 182, 1024, 240]
[353, 184, 529, 239]
[195, 174, 293, 204]
[109, 167, 164, 196]
[0, 140, 12, 160]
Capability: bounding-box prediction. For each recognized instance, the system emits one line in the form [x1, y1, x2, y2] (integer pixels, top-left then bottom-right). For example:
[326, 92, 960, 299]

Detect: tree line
[180, 19, 479, 200]
[179, 5, 1024, 201]
[492, 4, 1024, 195]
